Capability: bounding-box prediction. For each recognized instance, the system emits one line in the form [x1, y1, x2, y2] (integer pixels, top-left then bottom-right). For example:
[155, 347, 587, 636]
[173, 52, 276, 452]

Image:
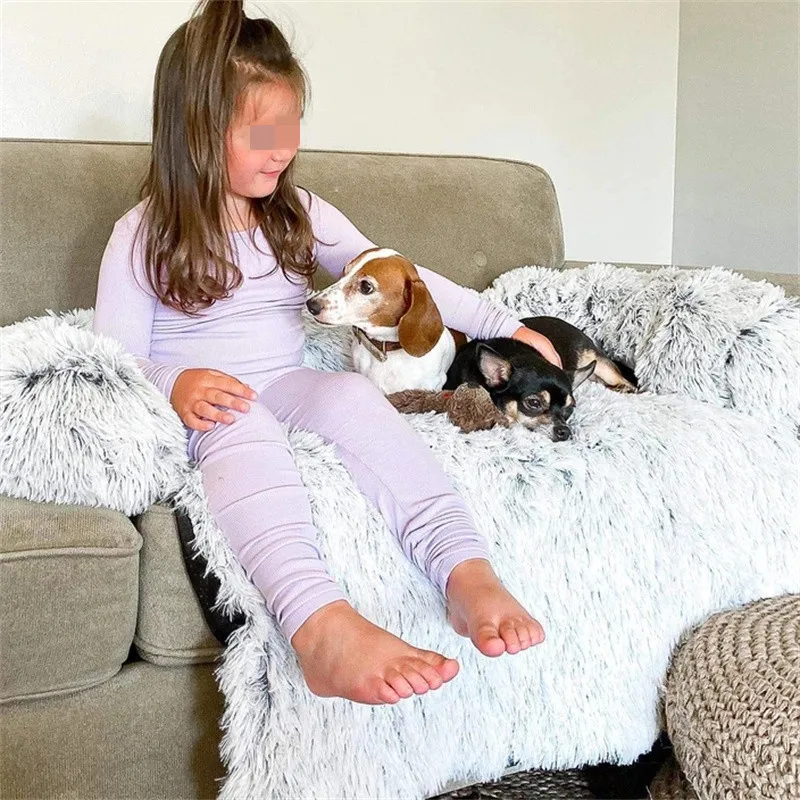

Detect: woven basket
[433, 768, 593, 799]
[663, 594, 800, 800]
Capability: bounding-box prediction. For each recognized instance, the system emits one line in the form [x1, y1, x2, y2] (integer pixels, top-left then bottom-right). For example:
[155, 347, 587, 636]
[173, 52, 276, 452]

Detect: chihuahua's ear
[398, 279, 445, 357]
[570, 360, 596, 390]
[477, 344, 513, 388]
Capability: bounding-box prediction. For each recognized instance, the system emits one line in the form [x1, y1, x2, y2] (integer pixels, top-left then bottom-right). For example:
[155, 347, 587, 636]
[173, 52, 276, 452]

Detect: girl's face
[225, 80, 301, 203]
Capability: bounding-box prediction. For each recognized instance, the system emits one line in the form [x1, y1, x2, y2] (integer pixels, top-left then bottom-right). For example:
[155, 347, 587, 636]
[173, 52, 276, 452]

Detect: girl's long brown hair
[134, 0, 317, 315]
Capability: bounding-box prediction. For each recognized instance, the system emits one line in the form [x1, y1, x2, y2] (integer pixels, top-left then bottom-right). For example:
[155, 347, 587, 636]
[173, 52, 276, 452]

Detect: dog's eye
[562, 405, 574, 420]
[522, 397, 542, 412]
[359, 280, 374, 295]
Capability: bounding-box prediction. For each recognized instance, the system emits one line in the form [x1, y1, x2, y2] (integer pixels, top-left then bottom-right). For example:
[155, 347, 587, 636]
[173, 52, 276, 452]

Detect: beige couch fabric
[0, 495, 140, 703]
[0, 140, 565, 328]
[0, 140, 567, 799]
[1, 661, 225, 799]
[133, 503, 222, 665]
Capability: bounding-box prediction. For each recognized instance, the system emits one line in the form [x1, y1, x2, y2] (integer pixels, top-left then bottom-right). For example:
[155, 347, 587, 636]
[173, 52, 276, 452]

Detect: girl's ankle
[290, 599, 354, 653]
[446, 558, 496, 598]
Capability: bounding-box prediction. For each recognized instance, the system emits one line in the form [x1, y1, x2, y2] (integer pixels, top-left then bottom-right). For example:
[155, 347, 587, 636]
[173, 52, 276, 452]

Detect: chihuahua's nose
[306, 297, 322, 316]
[553, 424, 571, 441]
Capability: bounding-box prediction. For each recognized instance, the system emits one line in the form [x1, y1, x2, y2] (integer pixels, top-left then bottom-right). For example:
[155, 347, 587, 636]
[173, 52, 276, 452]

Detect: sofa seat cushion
[1, 660, 225, 800]
[132, 503, 222, 666]
[0, 495, 140, 702]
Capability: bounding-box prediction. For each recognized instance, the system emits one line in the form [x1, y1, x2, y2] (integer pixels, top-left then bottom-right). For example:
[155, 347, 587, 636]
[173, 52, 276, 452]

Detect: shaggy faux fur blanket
[1, 263, 798, 800]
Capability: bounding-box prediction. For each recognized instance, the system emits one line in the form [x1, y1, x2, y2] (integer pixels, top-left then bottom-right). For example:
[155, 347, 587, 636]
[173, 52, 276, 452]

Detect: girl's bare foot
[446, 558, 545, 657]
[291, 600, 460, 704]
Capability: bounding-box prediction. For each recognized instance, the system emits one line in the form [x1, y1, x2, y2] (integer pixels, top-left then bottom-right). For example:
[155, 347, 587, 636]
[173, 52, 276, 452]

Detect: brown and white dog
[306, 248, 462, 394]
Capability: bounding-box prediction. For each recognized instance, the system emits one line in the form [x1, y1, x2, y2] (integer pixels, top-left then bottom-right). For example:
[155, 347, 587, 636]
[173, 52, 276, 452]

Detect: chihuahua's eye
[562, 405, 574, 420]
[358, 280, 374, 295]
[522, 397, 542, 413]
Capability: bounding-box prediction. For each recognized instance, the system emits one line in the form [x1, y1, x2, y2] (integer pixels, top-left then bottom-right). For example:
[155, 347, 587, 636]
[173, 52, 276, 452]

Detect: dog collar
[352, 327, 404, 362]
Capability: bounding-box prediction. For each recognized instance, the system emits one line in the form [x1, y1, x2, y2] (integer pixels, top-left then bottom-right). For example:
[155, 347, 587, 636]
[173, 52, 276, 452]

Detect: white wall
[673, 1, 799, 275]
[1, 0, 680, 266]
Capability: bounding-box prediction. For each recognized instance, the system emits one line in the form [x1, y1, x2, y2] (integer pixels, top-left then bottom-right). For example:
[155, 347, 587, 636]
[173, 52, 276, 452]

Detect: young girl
[93, 0, 560, 706]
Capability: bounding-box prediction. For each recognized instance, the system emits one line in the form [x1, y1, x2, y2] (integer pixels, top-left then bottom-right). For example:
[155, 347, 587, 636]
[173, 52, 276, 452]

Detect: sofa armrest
[564, 260, 799, 297]
[0, 494, 141, 703]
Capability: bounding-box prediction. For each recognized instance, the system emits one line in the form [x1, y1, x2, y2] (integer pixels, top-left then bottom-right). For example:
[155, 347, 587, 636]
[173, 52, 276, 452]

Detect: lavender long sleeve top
[92, 188, 522, 401]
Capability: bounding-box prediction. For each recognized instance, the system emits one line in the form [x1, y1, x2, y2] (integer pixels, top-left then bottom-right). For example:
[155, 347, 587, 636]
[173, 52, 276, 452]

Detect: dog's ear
[398, 279, 445, 357]
[477, 344, 512, 388]
[570, 360, 596, 390]
[343, 258, 359, 276]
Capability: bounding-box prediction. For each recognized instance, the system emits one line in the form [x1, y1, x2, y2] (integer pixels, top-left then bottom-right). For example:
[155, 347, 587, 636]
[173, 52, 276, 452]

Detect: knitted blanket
[1, 263, 798, 800]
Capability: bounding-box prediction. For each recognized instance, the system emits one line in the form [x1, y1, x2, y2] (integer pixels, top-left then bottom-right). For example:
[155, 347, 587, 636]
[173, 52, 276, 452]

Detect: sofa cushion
[293, 149, 565, 290]
[1, 660, 225, 800]
[132, 503, 222, 666]
[0, 140, 564, 327]
[0, 495, 140, 702]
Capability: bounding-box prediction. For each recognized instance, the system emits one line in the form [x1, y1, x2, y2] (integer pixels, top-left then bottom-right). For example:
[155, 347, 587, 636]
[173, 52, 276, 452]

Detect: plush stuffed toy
[386, 383, 508, 433]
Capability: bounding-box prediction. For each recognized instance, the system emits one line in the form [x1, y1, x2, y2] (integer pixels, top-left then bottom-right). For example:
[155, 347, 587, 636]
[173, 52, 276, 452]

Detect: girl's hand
[511, 326, 563, 369]
[171, 368, 259, 431]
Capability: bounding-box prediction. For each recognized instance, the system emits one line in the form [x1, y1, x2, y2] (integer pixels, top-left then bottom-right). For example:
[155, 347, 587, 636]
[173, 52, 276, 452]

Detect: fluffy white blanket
[1, 264, 798, 800]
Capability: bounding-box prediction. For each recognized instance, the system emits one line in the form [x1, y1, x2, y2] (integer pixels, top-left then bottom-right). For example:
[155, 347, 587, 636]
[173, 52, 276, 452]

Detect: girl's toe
[475, 623, 506, 657]
[414, 660, 445, 690]
[385, 669, 415, 699]
[421, 651, 460, 681]
[499, 619, 521, 654]
[376, 682, 401, 704]
[402, 666, 431, 695]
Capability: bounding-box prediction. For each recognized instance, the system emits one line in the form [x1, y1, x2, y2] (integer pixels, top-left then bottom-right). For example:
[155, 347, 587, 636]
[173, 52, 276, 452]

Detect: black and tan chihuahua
[444, 316, 638, 441]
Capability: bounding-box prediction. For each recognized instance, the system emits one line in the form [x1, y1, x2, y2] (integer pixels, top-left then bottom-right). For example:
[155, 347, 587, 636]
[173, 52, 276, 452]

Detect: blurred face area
[224, 80, 301, 228]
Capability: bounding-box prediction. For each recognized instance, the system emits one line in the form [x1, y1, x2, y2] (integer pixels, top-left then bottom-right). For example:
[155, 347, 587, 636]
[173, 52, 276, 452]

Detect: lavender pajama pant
[92, 189, 523, 646]
[186, 367, 490, 643]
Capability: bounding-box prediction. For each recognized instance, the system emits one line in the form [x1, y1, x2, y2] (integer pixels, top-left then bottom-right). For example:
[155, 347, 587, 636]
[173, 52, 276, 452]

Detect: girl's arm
[304, 188, 561, 364]
[92, 215, 190, 403]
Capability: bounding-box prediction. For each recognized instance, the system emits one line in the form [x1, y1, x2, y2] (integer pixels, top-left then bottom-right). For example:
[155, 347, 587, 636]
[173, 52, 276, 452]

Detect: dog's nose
[553, 424, 571, 441]
[306, 297, 322, 316]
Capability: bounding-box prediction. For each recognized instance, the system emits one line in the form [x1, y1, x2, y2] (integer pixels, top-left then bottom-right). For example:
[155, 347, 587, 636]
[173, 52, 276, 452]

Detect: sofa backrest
[0, 139, 564, 327]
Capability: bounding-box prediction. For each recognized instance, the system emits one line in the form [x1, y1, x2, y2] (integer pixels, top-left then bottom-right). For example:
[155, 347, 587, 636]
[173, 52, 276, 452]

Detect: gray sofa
[0, 138, 796, 800]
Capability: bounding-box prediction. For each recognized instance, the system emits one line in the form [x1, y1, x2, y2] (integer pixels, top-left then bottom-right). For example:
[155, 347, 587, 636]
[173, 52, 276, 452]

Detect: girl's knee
[327, 372, 387, 409]
[190, 401, 283, 461]
[294, 371, 389, 426]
